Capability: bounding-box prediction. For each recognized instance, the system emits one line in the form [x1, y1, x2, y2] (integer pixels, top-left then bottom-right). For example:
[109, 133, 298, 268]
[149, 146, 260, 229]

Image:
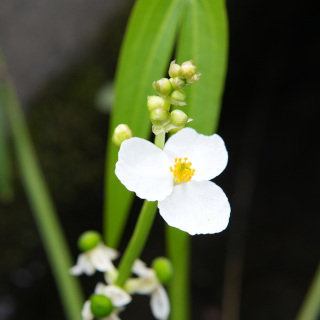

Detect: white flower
[126, 260, 170, 320]
[115, 127, 230, 235]
[70, 243, 119, 276]
[82, 283, 131, 320]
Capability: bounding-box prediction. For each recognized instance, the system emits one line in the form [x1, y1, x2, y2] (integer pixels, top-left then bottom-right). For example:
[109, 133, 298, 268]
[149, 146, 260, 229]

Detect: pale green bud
[153, 78, 173, 97]
[147, 96, 170, 112]
[170, 77, 186, 90]
[152, 257, 173, 284]
[112, 124, 132, 147]
[150, 108, 171, 127]
[90, 294, 114, 318]
[170, 89, 186, 103]
[178, 60, 197, 80]
[170, 110, 189, 127]
[168, 61, 181, 78]
[78, 231, 101, 252]
[186, 73, 201, 84]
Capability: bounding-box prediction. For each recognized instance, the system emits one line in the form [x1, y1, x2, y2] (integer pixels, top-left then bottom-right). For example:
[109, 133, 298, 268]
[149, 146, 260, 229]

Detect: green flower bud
[152, 257, 173, 284]
[170, 77, 186, 90]
[150, 108, 171, 127]
[153, 78, 173, 97]
[168, 61, 181, 78]
[147, 96, 170, 112]
[170, 110, 189, 127]
[112, 124, 132, 147]
[78, 231, 101, 252]
[90, 294, 114, 318]
[178, 60, 197, 80]
[186, 73, 201, 84]
[170, 89, 186, 103]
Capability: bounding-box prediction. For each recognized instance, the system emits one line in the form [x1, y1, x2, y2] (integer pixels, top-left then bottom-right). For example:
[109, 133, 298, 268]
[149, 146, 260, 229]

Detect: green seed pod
[147, 96, 171, 112]
[170, 89, 186, 103]
[152, 257, 174, 284]
[78, 231, 101, 252]
[170, 77, 186, 90]
[150, 108, 171, 127]
[168, 61, 181, 78]
[112, 124, 133, 147]
[170, 110, 189, 127]
[90, 294, 114, 318]
[153, 78, 173, 97]
[178, 60, 197, 80]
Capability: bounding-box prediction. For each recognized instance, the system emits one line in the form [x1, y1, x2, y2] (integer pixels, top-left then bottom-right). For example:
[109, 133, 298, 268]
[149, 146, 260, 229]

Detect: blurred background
[0, 0, 319, 319]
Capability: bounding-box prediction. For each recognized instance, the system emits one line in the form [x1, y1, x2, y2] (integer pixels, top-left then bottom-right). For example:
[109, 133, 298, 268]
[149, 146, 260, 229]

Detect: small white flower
[70, 243, 119, 276]
[82, 283, 131, 320]
[115, 127, 230, 235]
[126, 260, 170, 320]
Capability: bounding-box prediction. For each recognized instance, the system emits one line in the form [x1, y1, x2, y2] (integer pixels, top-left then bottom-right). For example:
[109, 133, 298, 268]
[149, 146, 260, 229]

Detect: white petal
[115, 137, 173, 201]
[90, 248, 116, 273]
[126, 275, 158, 295]
[132, 259, 149, 276]
[158, 181, 230, 235]
[70, 254, 95, 276]
[81, 301, 93, 320]
[103, 285, 132, 307]
[164, 128, 228, 180]
[150, 286, 170, 320]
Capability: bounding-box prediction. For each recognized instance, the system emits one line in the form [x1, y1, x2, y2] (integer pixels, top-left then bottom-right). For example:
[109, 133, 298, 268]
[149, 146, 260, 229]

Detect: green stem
[0, 52, 84, 320]
[296, 263, 320, 320]
[115, 200, 158, 287]
[166, 227, 190, 320]
[115, 132, 165, 287]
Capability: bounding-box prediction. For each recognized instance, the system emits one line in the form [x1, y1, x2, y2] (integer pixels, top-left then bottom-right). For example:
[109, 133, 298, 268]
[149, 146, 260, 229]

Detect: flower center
[170, 157, 195, 184]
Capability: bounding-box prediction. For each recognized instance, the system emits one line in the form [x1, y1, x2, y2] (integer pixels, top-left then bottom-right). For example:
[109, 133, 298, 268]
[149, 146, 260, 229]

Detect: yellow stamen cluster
[170, 157, 195, 184]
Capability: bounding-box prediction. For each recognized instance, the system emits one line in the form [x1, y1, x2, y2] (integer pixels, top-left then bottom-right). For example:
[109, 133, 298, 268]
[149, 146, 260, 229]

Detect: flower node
[170, 157, 195, 183]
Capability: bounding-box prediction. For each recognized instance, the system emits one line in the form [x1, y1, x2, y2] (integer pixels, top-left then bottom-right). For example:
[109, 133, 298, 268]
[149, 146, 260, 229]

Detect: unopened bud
[150, 108, 171, 127]
[153, 78, 173, 97]
[170, 110, 188, 127]
[170, 77, 186, 90]
[186, 73, 201, 84]
[147, 96, 170, 112]
[170, 89, 186, 103]
[90, 294, 114, 318]
[178, 60, 197, 80]
[168, 61, 181, 78]
[78, 231, 101, 252]
[112, 124, 132, 147]
[152, 257, 173, 284]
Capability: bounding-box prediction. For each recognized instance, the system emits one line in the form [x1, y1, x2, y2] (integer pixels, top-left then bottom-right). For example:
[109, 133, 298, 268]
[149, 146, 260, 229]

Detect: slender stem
[115, 200, 158, 287]
[166, 227, 190, 320]
[115, 132, 165, 287]
[0, 52, 84, 320]
[296, 263, 320, 320]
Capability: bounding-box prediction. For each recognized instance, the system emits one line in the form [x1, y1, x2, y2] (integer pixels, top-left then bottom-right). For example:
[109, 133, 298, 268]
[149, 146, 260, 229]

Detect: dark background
[0, 0, 319, 319]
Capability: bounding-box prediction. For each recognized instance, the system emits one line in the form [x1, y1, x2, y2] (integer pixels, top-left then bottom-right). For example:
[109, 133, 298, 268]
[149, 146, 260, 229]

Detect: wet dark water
[0, 0, 319, 319]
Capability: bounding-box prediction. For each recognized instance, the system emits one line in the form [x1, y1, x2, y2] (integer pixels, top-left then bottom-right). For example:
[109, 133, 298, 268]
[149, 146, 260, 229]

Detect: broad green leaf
[104, 0, 185, 248]
[167, 1, 229, 319]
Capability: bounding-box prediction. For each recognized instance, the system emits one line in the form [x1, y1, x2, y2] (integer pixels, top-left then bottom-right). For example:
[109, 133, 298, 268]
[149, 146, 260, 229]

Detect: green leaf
[177, 0, 229, 134]
[167, 1, 229, 319]
[104, 0, 184, 248]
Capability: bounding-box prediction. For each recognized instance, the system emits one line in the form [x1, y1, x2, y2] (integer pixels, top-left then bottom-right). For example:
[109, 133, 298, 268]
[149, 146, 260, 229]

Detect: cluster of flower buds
[70, 230, 173, 320]
[149, 60, 201, 135]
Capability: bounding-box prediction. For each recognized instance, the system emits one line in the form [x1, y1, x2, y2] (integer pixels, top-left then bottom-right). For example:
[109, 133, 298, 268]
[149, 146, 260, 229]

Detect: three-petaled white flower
[70, 243, 119, 276]
[125, 260, 170, 320]
[82, 283, 131, 320]
[115, 127, 230, 235]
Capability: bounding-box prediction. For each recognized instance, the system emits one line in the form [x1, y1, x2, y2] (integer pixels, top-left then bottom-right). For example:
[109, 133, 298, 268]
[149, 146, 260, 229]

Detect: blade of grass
[0, 51, 84, 320]
[0, 83, 13, 202]
[167, 0, 229, 319]
[104, 0, 184, 248]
